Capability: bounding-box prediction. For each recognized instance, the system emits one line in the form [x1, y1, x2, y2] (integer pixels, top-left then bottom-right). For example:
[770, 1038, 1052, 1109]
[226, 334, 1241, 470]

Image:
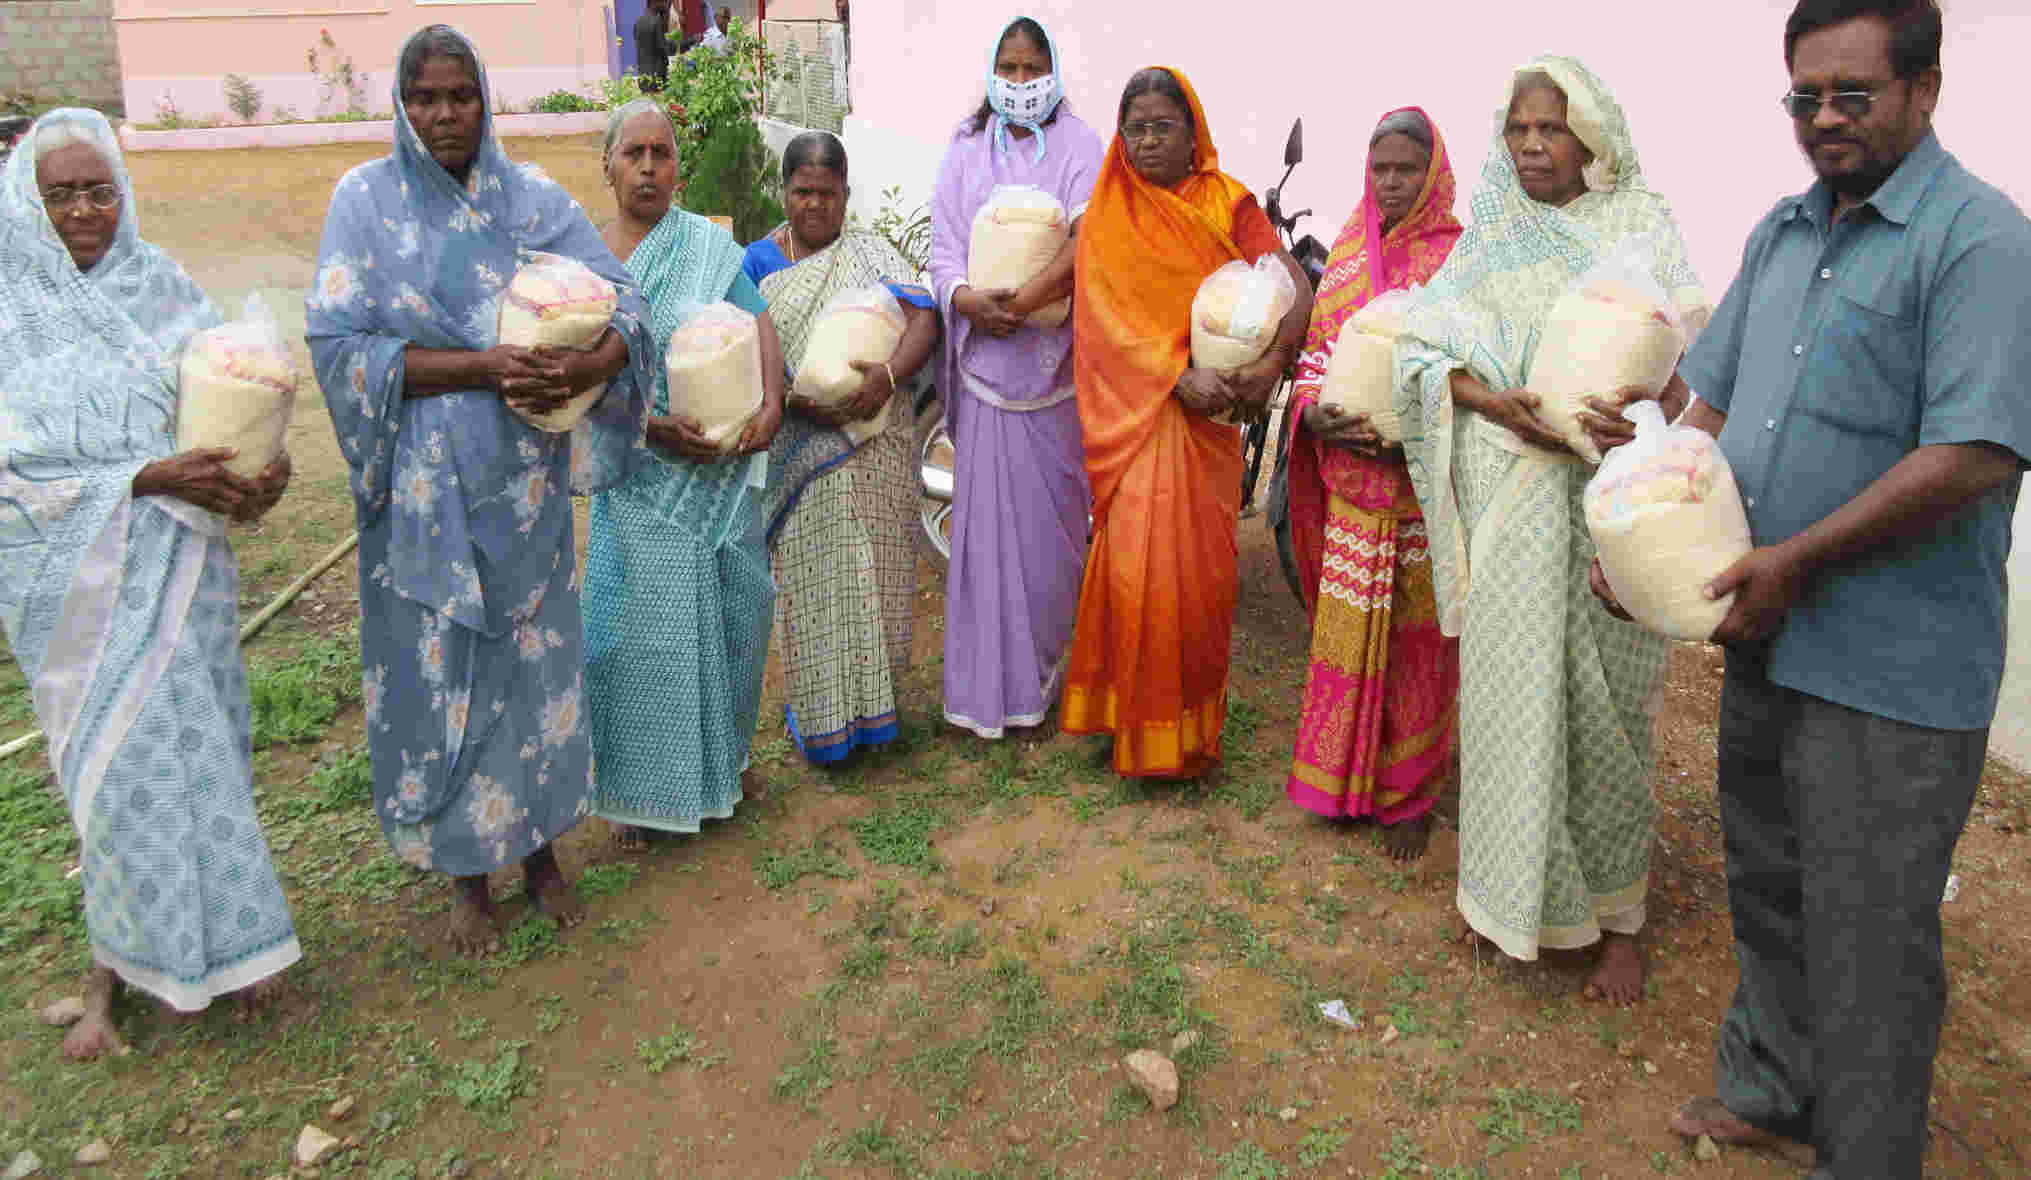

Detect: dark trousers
[1713, 646, 1983, 1179]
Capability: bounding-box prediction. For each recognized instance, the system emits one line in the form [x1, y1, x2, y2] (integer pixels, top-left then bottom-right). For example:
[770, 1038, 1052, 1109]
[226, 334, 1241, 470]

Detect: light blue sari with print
[0, 109, 299, 1009]
[586, 208, 775, 832]
[306, 27, 655, 876]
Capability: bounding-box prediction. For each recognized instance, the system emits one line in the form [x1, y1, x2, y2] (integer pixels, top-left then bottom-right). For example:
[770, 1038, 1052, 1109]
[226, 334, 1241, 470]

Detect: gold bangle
[881, 362, 896, 393]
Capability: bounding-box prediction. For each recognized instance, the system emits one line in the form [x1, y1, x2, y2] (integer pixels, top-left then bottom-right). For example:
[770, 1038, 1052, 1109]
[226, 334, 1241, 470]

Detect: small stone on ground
[1170, 1029, 1202, 1054]
[3, 1150, 41, 1180]
[1122, 1049, 1179, 1111]
[1694, 1134, 1721, 1162]
[327, 1096, 355, 1121]
[294, 1125, 341, 1167]
[73, 1141, 110, 1166]
[39, 997, 86, 1027]
[1278, 1106, 1298, 1123]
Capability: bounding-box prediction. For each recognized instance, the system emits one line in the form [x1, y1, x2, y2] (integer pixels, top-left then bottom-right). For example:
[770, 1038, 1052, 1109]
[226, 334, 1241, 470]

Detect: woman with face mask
[927, 16, 1104, 741]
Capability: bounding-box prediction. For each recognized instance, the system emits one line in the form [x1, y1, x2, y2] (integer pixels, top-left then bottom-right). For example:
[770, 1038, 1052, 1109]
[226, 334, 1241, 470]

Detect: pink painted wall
[842, 0, 2030, 301]
[114, 0, 619, 123]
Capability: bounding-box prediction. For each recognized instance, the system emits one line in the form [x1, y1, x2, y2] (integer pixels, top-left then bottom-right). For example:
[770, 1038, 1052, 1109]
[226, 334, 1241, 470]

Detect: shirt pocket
[1801, 290, 1921, 442]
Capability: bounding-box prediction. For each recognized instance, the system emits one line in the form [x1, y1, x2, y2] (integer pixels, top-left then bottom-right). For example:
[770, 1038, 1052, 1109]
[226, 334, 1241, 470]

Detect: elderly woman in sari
[1283, 108, 1462, 861]
[0, 109, 299, 1058]
[1063, 67, 1312, 779]
[741, 131, 938, 766]
[585, 99, 785, 846]
[1397, 58, 1708, 1003]
[928, 16, 1103, 739]
[307, 25, 653, 952]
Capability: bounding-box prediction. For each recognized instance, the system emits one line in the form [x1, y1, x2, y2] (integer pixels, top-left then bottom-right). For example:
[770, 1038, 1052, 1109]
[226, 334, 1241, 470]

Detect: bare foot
[61, 968, 128, 1061]
[1670, 1097, 1818, 1167]
[740, 767, 768, 805]
[1584, 932, 1645, 1005]
[523, 847, 585, 928]
[231, 974, 289, 1023]
[1381, 813, 1435, 862]
[611, 822, 649, 853]
[448, 876, 504, 956]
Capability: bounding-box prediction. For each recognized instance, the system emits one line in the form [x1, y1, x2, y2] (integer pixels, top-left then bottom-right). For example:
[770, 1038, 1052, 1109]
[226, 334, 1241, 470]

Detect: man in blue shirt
[1590, 2, 2031, 1175]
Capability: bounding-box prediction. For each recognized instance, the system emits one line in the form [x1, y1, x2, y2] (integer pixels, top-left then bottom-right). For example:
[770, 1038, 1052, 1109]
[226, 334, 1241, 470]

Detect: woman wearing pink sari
[1284, 108, 1462, 860]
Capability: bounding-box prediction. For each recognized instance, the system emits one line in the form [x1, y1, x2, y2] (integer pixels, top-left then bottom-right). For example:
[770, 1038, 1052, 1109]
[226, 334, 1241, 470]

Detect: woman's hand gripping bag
[177, 292, 301, 480]
[664, 302, 765, 452]
[1583, 400, 1751, 641]
[794, 284, 907, 446]
[969, 184, 1070, 328]
[1525, 245, 1688, 462]
[497, 252, 619, 433]
[1317, 289, 1416, 444]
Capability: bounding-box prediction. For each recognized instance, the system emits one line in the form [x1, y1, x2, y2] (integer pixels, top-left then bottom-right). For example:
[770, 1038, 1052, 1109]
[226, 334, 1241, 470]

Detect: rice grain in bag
[1317, 289, 1416, 443]
[177, 293, 301, 479]
[968, 184, 1070, 328]
[664, 301, 765, 451]
[497, 252, 618, 433]
[795, 284, 907, 445]
[1583, 400, 1751, 642]
[1191, 255, 1296, 374]
[1526, 245, 1687, 463]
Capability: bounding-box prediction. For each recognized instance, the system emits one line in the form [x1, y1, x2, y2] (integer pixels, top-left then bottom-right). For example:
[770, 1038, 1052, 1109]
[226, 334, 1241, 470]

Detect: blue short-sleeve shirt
[1681, 132, 2031, 731]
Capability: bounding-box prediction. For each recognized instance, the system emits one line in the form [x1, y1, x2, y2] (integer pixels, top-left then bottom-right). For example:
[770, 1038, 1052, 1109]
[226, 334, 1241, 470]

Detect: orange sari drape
[1060, 67, 1280, 777]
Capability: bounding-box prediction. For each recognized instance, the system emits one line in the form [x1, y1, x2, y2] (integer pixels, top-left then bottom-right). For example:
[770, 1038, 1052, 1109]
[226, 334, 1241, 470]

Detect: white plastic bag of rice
[794, 284, 907, 445]
[497, 252, 617, 433]
[1525, 243, 1688, 463]
[1317, 288, 1417, 443]
[664, 301, 764, 452]
[1191, 255, 1296, 374]
[969, 184, 1070, 329]
[176, 292, 300, 479]
[1583, 400, 1751, 641]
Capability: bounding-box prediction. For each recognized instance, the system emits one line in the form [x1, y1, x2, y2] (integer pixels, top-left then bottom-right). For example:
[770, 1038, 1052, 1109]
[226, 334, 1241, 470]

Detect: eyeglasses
[1779, 87, 1886, 121]
[41, 184, 122, 214]
[1119, 118, 1183, 144]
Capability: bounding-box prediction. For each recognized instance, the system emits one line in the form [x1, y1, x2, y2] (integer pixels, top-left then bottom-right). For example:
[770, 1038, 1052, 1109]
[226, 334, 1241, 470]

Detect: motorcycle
[915, 117, 1328, 580]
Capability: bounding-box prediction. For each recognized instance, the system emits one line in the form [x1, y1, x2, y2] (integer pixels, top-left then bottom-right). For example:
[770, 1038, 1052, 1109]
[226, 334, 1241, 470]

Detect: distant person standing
[700, 6, 733, 55]
[634, 0, 671, 90]
[1594, 2, 2031, 1175]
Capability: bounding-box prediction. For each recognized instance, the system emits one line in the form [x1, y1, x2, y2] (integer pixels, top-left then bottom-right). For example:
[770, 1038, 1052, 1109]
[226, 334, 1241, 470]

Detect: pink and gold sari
[1284, 107, 1462, 823]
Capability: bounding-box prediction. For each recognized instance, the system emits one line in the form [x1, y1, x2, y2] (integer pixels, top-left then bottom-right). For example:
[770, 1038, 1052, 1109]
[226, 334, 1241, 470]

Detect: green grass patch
[576, 861, 641, 899]
[637, 1021, 723, 1073]
[756, 837, 857, 891]
[247, 635, 359, 748]
[1215, 1141, 1285, 1180]
[0, 763, 83, 952]
[451, 1040, 530, 1114]
[851, 799, 941, 869]
[497, 913, 559, 965]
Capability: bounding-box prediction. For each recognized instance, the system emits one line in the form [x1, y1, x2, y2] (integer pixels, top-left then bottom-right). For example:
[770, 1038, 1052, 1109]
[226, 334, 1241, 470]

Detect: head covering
[304, 25, 654, 637]
[1394, 55, 1710, 636]
[1283, 106, 1461, 609]
[985, 17, 1064, 164]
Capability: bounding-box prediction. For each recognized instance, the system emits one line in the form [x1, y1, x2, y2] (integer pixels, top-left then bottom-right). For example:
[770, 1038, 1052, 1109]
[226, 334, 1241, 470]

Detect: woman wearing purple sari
[929, 15, 1102, 738]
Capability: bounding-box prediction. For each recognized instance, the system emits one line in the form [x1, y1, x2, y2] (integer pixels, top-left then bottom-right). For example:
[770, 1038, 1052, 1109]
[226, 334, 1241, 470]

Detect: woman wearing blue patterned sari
[587, 100, 785, 848]
[0, 109, 299, 1058]
[741, 132, 939, 766]
[306, 26, 654, 952]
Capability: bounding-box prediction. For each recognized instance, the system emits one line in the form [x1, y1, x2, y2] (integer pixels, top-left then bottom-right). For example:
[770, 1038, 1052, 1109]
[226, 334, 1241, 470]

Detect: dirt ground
[0, 136, 2026, 1179]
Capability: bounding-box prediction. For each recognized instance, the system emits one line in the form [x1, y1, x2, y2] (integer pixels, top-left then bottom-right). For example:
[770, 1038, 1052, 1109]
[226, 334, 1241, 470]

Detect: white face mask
[988, 73, 1058, 126]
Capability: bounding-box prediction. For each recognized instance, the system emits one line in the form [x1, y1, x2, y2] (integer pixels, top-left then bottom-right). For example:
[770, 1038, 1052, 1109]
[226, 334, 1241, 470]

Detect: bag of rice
[497, 252, 618, 433]
[1317, 288, 1417, 443]
[794, 284, 907, 446]
[177, 292, 300, 480]
[1525, 244, 1688, 463]
[968, 184, 1070, 329]
[1583, 400, 1751, 641]
[1191, 255, 1296, 374]
[664, 301, 764, 451]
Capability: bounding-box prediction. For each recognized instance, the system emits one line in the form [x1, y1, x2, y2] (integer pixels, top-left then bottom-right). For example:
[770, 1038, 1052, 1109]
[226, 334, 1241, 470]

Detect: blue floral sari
[305, 27, 654, 875]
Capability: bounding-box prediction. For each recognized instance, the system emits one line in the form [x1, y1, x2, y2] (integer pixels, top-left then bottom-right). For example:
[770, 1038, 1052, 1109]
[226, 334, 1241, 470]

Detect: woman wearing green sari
[1397, 58, 1709, 1003]
[742, 131, 939, 766]
[585, 99, 787, 846]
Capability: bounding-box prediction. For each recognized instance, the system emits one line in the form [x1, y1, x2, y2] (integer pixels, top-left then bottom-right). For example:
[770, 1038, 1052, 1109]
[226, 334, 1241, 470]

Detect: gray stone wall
[1, 0, 124, 111]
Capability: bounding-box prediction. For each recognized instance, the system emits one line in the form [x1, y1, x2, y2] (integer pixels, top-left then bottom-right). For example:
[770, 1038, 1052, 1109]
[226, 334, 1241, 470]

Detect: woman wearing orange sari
[1063, 68, 1312, 778]
[1284, 108, 1462, 860]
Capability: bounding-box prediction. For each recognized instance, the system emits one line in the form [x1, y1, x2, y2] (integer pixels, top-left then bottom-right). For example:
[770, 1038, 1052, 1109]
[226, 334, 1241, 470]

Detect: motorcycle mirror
[1283, 118, 1303, 168]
